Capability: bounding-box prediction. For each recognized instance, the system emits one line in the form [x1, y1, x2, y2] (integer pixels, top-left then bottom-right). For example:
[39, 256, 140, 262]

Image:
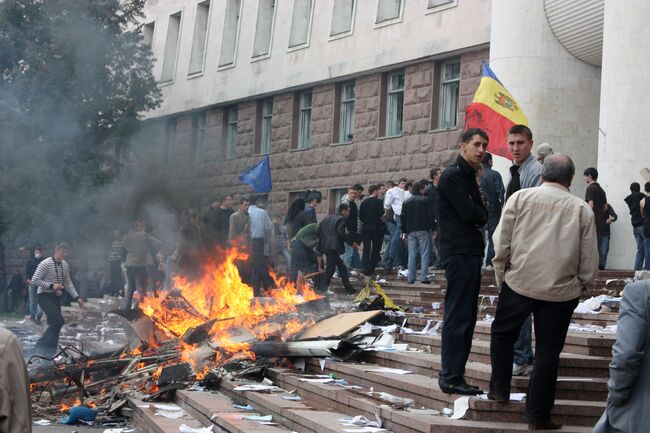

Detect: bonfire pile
[28, 247, 328, 422]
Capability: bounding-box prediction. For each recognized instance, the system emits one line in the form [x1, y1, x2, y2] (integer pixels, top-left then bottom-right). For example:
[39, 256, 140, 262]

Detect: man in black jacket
[359, 184, 385, 276]
[438, 128, 489, 395]
[402, 180, 434, 284]
[318, 203, 357, 295]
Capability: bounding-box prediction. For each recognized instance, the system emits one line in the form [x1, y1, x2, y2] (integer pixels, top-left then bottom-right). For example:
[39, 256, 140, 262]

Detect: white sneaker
[512, 363, 532, 376]
[333, 272, 340, 279]
[485, 265, 494, 272]
[350, 270, 359, 276]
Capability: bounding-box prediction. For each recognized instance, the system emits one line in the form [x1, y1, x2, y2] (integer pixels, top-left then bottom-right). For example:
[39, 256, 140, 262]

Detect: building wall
[597, 0, 650, 269]
[488, 0, 602, 202]
[143, 0, 491, 117]
[144, 49, 490, 219]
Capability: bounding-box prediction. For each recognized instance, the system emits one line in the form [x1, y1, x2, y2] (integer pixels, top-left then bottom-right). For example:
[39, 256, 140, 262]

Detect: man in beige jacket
[488, 154, 598, 430]
[0, 326, 31, 433]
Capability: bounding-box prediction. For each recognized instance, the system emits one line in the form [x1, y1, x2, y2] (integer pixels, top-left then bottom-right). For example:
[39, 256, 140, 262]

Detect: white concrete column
[488, 0, 601, 201]
[597, 0, 650, 270]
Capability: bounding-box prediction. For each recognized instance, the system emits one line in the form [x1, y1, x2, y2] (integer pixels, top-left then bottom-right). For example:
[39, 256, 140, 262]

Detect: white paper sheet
[34, 420, 51, 426]
[241, 414, 273, 422]
[450, 396, 470, 420]
[232, 384, 279, 392]
[154, 403, 182, 411]
[178, 425, 213, 433]
[364, 367, 412, 375]
[156, 409, 185, 419]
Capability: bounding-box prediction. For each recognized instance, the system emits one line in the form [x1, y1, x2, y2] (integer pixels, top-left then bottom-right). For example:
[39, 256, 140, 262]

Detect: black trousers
[440, 254, 482, 385]
[251, 238, 274, 296]
[35, 293, 64, 353]
[362, 224, 384, 275]
[489, 282, 578, 422]
[124, 265, 149, 309]
[321, 250, 353, 293]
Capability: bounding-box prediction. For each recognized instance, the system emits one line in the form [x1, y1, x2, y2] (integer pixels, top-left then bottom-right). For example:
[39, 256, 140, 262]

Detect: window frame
[191, 111, 207, 163]
[160, 10, 184, 84]
[338, 81, 356, 144]
[218, 0, 243, 69]
[251, 0, 278, 60]
[225, 105, 238, 160]
[255, 97, 273, 155]
[188, 0, 211, 77]
[298, 90, 312, 150]
[374, 0, 404, 28]
[165, 117, 177, 166]
[288, 0, 315, 51]
[437, 59, 461, 130]
[426, 0, 457, 14]
[143, 21, 156, 49]
[329, 0, 357, 39]
[384, 70, 405, 137]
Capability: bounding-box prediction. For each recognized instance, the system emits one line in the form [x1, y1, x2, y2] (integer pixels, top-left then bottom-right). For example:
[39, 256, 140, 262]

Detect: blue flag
[239, 156, 272, 193]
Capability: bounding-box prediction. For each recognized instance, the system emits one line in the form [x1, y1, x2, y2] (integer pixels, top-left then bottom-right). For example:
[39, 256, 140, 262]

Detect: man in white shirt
[381, 177, 408, 270]
[248, 197, 275, 295]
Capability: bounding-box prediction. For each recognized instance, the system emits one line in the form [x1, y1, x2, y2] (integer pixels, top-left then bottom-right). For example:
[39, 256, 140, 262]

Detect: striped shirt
[31, 257, 79, 299]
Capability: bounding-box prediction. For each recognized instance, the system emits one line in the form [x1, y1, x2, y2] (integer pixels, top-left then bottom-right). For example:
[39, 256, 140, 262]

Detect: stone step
[396, 333, 611, 377]
[395, 317, 615, 357]
[304, 360, 603, 427]
[358, 350, 608, 401]
[129, 398, 212, 433]
[266, 368, 593, 433]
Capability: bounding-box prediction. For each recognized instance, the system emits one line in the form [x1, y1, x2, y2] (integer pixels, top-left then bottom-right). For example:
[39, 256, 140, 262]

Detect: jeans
[28, 283, 42, 318]
[407, 231, 431, 283]
[489, 282, 578, 422]
[485, 212, 501, 267]
[633, 226, 645, 270]
[382, 221, 396, 263]
[440, 254, 482, 385]
[386, 215, 405, 268]
[124, 266, 149, 309]
[290, 239, 318, 282]
[342, 242, 363, 271]
[645, 236, 650, 271]
[362, 224, 384, 275]
[597, 234, 610, 270]
[513, 316, 534, 366]
[34, 293, 65, 354]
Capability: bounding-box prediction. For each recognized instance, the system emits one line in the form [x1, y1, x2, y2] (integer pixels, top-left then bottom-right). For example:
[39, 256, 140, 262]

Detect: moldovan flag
[464, 63, 528, 159]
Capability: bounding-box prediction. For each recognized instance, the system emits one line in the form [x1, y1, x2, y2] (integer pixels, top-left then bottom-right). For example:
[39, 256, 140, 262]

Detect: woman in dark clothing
[285, 198, 310, 240]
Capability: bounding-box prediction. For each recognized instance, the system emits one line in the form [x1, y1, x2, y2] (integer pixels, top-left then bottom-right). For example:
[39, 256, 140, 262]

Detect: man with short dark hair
[624, 182, 646, 270]
[505, 124, 543, 376]
[208, 195, 234, 249]
[341, 184, 364, 272]
[31, 243, 85, 355]
[359, 184, 385, 276]
[489, 154, 598, 430]
[402, 181, 434, 284]
[438, 128, 488, 395]
[479, 152, 505, 270]
[318, 203, 357, 295]
[248, 196, 275, 295]
[382, 178, 408, 270]
[584, 167, 616, 270]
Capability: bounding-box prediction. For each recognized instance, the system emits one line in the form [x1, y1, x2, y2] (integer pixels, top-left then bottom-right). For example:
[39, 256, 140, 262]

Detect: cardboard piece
[296, 311, 382, 340]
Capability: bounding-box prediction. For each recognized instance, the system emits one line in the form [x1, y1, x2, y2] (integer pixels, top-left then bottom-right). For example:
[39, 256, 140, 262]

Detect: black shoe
[344, 286, 356, 295]
[421, 280, 431, 284]
[528, 420, 562, 430]
[487, 392, 509, 402]
[438, 380, 483, 395]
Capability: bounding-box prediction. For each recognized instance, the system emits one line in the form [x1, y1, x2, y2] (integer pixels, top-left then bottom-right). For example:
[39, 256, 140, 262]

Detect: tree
[0, 0, 161, 245]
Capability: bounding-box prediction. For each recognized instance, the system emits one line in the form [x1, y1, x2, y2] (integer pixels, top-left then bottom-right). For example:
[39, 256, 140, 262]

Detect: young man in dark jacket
[318, 203, 357, 295]
[359, 184, 385, 276]
[402, 180, 434, 284]
[438, 128, 489, 395]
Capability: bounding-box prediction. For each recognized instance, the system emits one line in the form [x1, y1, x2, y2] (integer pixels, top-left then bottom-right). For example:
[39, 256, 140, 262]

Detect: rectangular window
[328, 188, 348, 214]
[192, 111, 206, 163]
[260, 98, 273, 154]
[189, 1, 210, 75]
[219, 0, 242, 67]
[165, 118, 177, 166]
[376, 0, 402, 23]
[289, 0, 313, 47]
[226, 106, 238, 159]
[143, 22, 155, 47]
[438, 60, 460, 129]
[385, 71, 404, 136]
[331, 0, 355, 36]
[252, 0, 276, 58]
[339, 81, 355, 143]
[161, 12, 182, 82]
[428, 0, 453, 7]
[298, 90, 312, 149]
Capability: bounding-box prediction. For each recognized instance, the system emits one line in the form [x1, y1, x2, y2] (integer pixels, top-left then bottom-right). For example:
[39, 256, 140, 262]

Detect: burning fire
[137, 246, 321, 368]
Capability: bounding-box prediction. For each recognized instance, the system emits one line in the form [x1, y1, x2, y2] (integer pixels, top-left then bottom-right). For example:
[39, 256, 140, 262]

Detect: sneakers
[484, 265, 494, 272]
[333, 272, 340, 279]
[512, 363, 534, 376]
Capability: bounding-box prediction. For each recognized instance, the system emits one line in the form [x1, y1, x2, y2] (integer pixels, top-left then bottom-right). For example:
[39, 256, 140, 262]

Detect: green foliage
[0, 0, 161, 246]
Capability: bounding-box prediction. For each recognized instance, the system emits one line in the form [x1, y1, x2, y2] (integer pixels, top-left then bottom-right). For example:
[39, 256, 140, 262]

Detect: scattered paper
[233, 384, 279, 392]
[156, 409, 185, 419]
[364, 367, 412, 375]
[154, 404, 182, 411]
[298, 377, 335, 383]
[187, 384, 207, 392]
[34, 420, 51, 426]
[342, 428, 386, 433]
[179, 425, 213, 433]
[281, 394, 302, 401]
[233, 404, 254, 410]
[104, 429, 135, 433]
[319, 358, 328, 371]
[477, 393, 525, 401]
[339, 414, 382, 428]
[450, 396, 470, 420]
[241, 414, 273, 422]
